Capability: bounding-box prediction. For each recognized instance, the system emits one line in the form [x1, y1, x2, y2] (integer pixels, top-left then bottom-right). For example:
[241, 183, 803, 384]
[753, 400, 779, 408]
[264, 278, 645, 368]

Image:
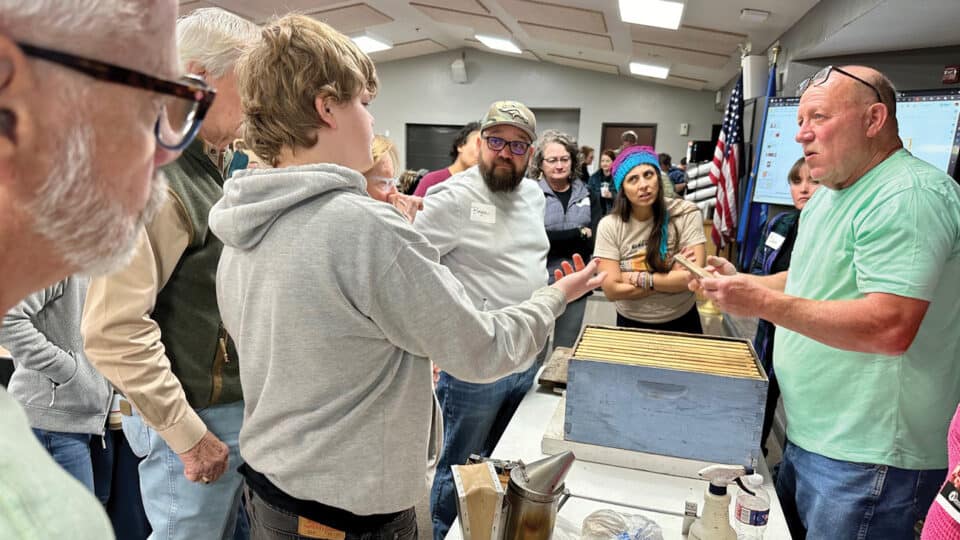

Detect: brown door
[600, 123, 657, 153]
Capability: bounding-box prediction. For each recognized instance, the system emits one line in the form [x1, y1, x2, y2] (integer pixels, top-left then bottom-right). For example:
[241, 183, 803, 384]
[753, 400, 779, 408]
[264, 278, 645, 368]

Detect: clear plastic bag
[580, 509, 664, 540]
[552, 515, 581, 540]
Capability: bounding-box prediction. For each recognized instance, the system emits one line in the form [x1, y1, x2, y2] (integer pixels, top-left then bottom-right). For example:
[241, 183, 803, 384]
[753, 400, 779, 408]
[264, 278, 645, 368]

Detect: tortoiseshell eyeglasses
[18, 42, 216, 151]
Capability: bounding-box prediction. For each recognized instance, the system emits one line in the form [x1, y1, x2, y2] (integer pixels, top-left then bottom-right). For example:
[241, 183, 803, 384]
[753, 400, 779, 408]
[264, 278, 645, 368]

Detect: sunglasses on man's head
[483, 136, 530, 156]
[797, 65, 883, 104]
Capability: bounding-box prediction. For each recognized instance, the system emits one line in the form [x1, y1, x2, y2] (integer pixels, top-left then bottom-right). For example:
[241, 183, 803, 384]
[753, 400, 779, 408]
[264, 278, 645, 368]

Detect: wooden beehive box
[564, 325, 768, 470]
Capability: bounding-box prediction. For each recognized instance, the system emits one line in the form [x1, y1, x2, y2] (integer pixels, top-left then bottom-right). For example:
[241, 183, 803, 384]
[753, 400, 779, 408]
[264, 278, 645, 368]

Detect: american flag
[709, 74, 743, 248]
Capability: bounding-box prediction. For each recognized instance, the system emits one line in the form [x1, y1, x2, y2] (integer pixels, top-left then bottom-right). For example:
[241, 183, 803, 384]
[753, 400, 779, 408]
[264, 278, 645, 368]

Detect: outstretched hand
[551, 254, 606, 303]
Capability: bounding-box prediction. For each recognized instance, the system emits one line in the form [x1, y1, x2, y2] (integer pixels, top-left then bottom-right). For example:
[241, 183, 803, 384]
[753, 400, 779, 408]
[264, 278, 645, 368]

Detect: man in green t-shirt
[691, 65, 960, 539]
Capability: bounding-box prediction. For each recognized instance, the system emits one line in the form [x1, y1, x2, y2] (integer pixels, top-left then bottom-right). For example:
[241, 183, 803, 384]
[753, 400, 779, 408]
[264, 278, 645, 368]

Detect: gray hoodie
[1, 276, 113, 434]
[209, 164, 565, 515]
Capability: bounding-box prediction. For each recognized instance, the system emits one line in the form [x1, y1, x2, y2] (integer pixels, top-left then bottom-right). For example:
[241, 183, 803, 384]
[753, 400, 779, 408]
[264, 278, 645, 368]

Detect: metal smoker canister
[501, 451, 575, 540]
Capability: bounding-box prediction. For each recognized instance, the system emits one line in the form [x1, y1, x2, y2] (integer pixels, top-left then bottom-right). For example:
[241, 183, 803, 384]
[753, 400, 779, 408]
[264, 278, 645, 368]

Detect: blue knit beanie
[611, 145, 661, 191]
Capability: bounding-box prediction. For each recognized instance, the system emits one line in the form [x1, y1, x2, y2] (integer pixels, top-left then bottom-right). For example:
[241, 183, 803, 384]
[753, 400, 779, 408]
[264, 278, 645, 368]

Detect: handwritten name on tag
[470, 202, 496, 224]
[765, 232, 786, 250]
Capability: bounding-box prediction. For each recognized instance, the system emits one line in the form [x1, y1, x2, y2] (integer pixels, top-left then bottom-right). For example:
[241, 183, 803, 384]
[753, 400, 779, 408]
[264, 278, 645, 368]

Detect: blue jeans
[123, 401, 246, 540]
[776, 441, 943, 539]
[430, 352, 544, 540]
[553, 295, 588, 349]
[91, 428, 152, 539]
[32, 429, 97, 496]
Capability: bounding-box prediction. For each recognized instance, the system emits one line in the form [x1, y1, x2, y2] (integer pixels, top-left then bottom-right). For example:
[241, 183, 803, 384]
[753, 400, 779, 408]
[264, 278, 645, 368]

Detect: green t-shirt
[774, 149, 960, 470]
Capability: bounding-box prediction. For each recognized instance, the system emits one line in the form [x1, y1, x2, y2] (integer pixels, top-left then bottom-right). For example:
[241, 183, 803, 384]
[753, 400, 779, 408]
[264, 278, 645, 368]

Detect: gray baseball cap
[479, 100, 537, 141]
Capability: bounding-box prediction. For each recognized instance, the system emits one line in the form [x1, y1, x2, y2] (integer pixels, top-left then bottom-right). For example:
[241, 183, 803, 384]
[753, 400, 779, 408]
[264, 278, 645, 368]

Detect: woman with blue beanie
[593, 146, 707, 333]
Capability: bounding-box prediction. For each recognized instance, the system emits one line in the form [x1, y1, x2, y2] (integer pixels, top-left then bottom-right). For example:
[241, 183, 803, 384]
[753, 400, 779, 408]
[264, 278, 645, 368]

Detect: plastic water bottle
[734, 473, 769, 539]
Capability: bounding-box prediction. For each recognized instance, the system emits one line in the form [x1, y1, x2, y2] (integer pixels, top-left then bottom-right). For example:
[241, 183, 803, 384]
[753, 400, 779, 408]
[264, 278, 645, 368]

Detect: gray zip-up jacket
[1, 276, 112, 434]
[210, 163, 565, 515]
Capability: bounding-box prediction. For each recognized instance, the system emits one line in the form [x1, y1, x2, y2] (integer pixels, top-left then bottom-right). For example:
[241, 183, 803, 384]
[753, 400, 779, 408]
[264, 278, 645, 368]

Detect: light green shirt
[0, 388, 113, 539]
[775, 149, 960, 470]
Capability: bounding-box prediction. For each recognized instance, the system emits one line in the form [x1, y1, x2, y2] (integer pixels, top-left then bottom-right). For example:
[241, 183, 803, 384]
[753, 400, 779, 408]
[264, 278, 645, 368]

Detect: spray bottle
[687, 464, 753, 540]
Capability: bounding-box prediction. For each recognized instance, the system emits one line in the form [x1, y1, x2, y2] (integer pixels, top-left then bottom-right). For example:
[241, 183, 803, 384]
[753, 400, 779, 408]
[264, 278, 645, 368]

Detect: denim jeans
[776, 441, 944, 539]
[244, 485, 417, 540]
[123, 400, 246, 540]
[430, 351, 545, 540]
[553, 295, 588, 348]
[31, 429, 96, 495]
[91, 428, 152, 539]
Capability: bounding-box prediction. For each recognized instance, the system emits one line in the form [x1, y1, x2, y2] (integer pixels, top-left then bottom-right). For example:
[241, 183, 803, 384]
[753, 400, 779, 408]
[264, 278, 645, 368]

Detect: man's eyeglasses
[18, 42, 216, 151]
[797, 65, 883, 104]
[543, 156, 571, 165]
[483, 136, 530, 156]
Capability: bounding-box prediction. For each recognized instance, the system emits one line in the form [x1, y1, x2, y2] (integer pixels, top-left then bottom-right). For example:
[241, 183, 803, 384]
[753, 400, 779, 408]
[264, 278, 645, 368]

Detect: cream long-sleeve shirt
[81, 192, 206, 453]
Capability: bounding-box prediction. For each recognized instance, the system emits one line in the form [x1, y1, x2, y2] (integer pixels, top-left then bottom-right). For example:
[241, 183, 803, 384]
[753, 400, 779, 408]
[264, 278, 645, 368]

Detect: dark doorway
[406, 123, 468, 172]
[600, 123, 657, 153]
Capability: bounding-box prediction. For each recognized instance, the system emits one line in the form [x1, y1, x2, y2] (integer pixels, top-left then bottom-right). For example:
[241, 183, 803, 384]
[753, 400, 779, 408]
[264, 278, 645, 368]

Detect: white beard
[26, 122, 168, 277]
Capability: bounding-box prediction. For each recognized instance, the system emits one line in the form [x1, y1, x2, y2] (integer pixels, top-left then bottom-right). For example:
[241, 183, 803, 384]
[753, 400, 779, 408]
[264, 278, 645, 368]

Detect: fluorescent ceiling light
[351, 34, 392, 54]
[475, 34, 522, 54]
[630, 61, 670, 79]
[619, 0, 685, 30]
[740, 8, 770, 23]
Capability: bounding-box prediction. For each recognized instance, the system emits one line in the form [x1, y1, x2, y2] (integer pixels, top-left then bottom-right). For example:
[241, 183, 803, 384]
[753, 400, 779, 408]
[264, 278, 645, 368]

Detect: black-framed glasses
[797, 65, 882, 103]
[483, 136, 530, 156]
[18, 42, 216, 151]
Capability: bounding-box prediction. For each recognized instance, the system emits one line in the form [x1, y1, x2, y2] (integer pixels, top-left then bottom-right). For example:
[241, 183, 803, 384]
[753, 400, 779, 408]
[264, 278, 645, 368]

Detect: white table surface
[446, 375, 792, 540]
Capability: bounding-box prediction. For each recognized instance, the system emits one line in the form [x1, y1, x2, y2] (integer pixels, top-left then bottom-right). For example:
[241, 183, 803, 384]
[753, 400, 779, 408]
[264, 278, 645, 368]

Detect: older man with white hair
[82, 7, 258, 540]
[0, 0, 199, 537]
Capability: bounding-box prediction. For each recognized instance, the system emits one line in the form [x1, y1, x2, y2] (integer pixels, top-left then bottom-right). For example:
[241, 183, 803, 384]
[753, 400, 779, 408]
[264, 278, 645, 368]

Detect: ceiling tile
[210, 0, 341, 22]
[631, 40, 730, 69]
[370, 39, 448, 63]
[409, 0, 488, 14]
[500, 0, 606, 34]
[178, 1, 218, 16]
[520, 22, 612, 52]
[546, 53, 618, 75]
[411, 3, 510, 36]
[631, 74, 707, 90]
[309, 3, 393, 36]
[629, 24, 745, 56]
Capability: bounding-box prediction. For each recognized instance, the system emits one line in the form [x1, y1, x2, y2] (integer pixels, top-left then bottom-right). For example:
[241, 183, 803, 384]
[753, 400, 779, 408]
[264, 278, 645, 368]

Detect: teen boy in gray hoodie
[210, 15, 603, 539]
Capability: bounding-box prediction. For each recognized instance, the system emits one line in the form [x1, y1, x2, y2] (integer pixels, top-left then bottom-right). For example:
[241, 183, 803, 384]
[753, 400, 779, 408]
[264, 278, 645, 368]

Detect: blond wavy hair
[237, 14, 379, 166]
[368, 135, 399, 175]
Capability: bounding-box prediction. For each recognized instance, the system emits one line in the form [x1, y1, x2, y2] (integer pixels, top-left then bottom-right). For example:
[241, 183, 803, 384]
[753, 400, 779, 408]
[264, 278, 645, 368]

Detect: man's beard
[26, 122, 169, 277]
[479, 156, 524, 193]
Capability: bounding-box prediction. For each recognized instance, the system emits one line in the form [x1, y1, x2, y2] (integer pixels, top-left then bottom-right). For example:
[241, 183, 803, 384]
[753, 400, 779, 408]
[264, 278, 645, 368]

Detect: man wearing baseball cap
[415, 101, 554, 539]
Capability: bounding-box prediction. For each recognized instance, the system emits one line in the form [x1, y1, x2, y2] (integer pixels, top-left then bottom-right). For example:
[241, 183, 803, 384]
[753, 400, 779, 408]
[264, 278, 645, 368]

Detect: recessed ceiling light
[740, 8, 770, 23]
[351, 33, 392, 54]
[630, 61, 670, 79]
[619, 0, 685, 30]
[475, 34, 522, 54]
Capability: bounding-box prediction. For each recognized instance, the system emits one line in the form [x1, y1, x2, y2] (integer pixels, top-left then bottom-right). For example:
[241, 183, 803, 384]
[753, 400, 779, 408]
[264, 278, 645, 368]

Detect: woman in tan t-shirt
[593, 146, 707, 333]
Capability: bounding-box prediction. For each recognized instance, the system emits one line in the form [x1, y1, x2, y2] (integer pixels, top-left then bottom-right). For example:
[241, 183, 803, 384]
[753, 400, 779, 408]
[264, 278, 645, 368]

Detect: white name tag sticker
[576, 197, 591, 207]
[765, 231, 786, 250]
[470, 202, 496, 224]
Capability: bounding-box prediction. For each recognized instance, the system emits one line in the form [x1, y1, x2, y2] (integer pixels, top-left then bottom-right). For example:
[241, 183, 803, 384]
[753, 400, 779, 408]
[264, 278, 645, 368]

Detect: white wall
[369, 48, 720, 171]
